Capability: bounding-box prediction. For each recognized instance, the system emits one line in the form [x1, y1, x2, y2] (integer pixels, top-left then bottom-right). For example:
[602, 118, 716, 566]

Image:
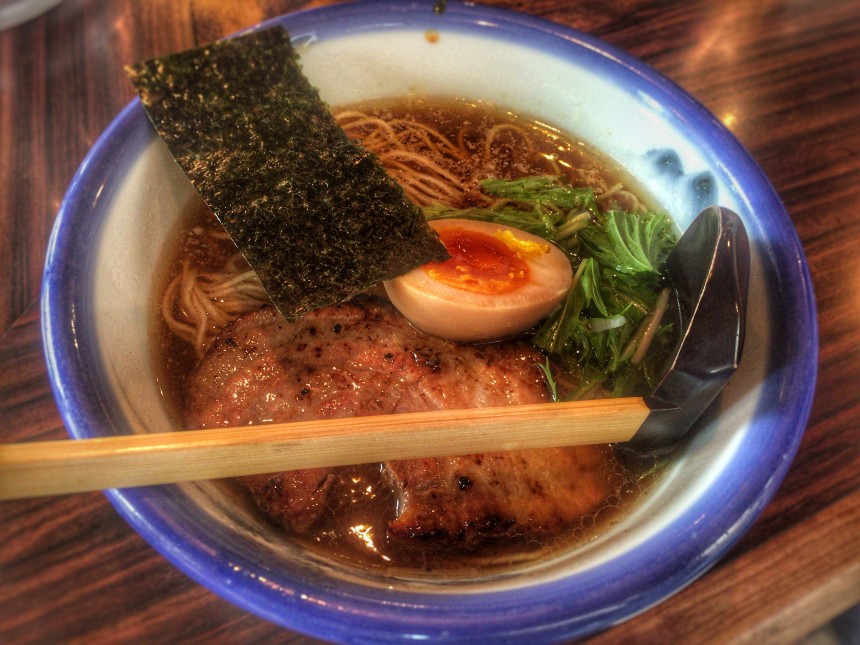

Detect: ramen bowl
[41, 2, 817, 642]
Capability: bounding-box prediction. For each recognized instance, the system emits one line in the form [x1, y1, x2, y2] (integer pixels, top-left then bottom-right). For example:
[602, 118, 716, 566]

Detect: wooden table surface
[1, 0, 858, 642]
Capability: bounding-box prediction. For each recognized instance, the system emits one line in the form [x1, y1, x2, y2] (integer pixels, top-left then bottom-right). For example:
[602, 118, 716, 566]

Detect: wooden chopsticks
[0, 397, 649, 499]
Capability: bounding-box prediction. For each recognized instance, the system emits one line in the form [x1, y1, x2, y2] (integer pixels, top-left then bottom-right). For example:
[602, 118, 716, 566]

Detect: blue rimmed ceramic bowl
[41, 1, 817, 642]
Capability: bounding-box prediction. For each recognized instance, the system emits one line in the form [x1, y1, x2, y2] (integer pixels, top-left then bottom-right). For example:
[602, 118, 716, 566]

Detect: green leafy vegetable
[580, 209, 675, 274]
[533, 357, 559, 402]
[423, 175, 679, 399]
[424, 176, 600, 243]
[481, 176, 599, 215]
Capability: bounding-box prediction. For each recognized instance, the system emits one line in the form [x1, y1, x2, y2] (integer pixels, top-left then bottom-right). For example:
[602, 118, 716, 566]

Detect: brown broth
[152, 97, 664, 574]
[151, 198, 235, 421]
[338, 96, 652, 212]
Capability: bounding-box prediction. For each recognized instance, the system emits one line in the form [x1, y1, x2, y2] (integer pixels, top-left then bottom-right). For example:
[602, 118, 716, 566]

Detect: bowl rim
[41, 1, 818, 642]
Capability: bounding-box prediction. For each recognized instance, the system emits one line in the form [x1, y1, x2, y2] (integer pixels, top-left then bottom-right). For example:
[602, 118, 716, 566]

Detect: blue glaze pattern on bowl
[42, 2, 817, 643]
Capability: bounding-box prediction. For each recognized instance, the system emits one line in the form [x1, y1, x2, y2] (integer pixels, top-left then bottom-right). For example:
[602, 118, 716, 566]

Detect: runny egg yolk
[384, 219, 573, 342]
[423, 227, 531, 294]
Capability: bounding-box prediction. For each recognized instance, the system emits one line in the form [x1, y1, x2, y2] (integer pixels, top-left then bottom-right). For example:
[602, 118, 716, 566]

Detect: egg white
[384, 219, 573, 342]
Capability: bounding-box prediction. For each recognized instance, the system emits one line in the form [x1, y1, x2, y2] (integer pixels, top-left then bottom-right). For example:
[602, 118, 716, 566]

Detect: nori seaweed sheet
[126, 27, 447, 319]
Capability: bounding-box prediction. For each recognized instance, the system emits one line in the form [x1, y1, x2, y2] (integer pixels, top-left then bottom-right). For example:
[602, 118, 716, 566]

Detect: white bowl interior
[90, 26, 771, 591]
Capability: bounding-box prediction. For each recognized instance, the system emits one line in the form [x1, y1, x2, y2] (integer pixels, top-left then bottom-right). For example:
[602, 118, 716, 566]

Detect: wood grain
[1, 0, 858, 643]
[587, 493, 860, 645]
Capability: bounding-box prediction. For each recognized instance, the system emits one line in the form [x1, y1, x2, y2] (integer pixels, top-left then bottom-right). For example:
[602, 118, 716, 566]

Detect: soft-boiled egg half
[384, 218, 573, 342]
